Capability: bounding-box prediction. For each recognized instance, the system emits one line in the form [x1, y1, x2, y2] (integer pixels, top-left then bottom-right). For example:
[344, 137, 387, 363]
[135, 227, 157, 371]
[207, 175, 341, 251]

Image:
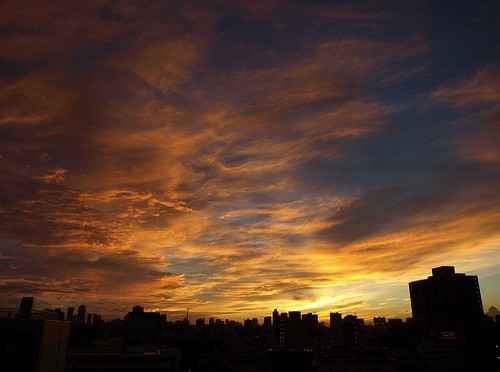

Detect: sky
[0, 1, 499, 323]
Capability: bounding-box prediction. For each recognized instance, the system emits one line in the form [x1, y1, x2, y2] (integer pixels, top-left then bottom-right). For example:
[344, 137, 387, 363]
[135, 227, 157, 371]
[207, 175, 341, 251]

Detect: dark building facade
[409, 266, 484, 333]
[1, 299, 70, 372]
[343, 315, 359, 348]
[76, 305, 86, 325]
[330, 312, 343, 344]
[272, 308, 279, 341]
[0, 319, 70, 372]
[66, 306, 74, 321]
[19, 297, 35, 319]
[302, 312, 318, 341]
[124, 305, 167, 345]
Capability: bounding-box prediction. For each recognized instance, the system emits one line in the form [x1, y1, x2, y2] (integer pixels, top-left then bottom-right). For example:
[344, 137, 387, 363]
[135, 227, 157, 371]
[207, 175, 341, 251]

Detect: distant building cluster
[1, 266, 499, 371]
[65, 304, 104, 327]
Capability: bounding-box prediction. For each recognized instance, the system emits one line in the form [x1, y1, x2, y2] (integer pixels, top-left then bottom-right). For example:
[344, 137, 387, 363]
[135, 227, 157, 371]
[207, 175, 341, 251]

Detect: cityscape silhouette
[1, 266, 499, 371]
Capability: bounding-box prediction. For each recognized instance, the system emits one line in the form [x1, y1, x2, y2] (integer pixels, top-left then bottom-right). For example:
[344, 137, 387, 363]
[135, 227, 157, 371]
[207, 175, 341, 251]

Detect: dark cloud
[317, 186, 452, 245]
[0, 170, 117, 247]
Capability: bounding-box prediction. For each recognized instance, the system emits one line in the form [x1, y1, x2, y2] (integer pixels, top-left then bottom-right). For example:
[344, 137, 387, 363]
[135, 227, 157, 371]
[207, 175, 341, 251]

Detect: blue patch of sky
[210, 13, 291, 71]
[290, 98, 467, 197]
[71, 39, 122, 71]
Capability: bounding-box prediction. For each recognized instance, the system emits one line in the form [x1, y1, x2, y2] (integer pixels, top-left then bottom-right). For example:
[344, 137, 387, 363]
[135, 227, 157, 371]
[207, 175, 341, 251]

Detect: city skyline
[0, 1, 499, 322]
[3, 264, 498, 325]
[6, 265, 498, 325]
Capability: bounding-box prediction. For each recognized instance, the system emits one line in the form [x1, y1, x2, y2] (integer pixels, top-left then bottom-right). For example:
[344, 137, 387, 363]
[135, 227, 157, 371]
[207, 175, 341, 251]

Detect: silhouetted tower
[19, 297, 34, 319]
[77, 305, 86, 324]
[302, 313, 318, 340]
[278, 312, 288, 348]
[288, 311, 302, 348]
[263, 316, 272, 336]
[273, 309, 279, 340]
[252, 318, 258, 329]
[409, 266, 484, 333]
[66, 307, 74, 321]
[343, 315, 359, 348]
[330, 312, 343, 344]
[244, 319, 252, 333]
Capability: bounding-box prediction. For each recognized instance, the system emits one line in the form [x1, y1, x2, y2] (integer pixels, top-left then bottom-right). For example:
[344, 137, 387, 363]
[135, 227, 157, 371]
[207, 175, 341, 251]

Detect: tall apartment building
[409, 266, 484, 332]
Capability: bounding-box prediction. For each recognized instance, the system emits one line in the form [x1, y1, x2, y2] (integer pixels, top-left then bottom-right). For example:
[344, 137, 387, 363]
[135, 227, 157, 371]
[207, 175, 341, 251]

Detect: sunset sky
[1, 1, 499, 322]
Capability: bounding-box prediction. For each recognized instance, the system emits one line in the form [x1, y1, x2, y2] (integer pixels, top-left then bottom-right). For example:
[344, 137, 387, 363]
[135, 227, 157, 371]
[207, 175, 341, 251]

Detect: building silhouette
[374, 316, 387, 327]
[330, 312, 343, 344]
[0, 297, 70, 371]
[343, 315, 359, 348]
[287, 311, 302, 349]
[76, 305, 86, 325]
[409, 266, 484, 333]
[66, 306, 74, 321]
[302, 312, 318, 341]
[19, 296, 34, 319]
[277, 312, 288, 348]
[0, 318, 70, 372]
[124, 305, 167, 345]
[272, 308, 279, 340]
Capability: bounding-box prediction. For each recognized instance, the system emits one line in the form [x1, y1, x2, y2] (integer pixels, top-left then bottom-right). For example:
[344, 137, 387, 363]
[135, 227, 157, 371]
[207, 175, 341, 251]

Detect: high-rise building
[278, 312, 288, 348]
[77, 305, 86, 324]
[409, 266, 484, 332]
[287, 311, 302, 349]
[251, 317, 259, 329]
[244, 319, 252, 333]
[272, 309, 279, 340]
[343, 315, 359, 348]
[330, 312, 343, 344]
[302, 313, 318, 340]
[67, 307, 74, 321]
[19, 297, 34, 319]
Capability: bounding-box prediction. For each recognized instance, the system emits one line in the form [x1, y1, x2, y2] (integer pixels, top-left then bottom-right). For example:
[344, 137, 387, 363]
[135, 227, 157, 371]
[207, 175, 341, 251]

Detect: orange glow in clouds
[0, 1, 499, 322]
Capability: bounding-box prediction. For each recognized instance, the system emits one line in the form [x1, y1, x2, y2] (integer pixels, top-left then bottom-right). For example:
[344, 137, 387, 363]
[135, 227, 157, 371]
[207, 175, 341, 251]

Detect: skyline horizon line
[4, 265, 498, 324]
